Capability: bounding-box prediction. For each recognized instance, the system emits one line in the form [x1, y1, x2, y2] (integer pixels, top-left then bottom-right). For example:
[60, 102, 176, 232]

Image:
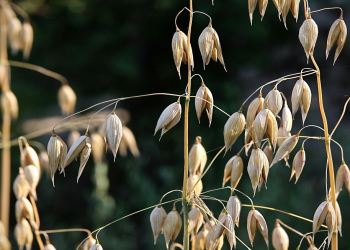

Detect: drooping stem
[310, 55, 337, 250]
[182, 0, 193, 249]
[30, 195, 44, 250]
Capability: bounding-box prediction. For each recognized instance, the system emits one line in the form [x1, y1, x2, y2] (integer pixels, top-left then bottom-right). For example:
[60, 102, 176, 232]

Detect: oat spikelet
[312, 201, 336, 248]
[299, 18, 318, 63]
[223, 155, 236, 187]
[326, 18, 347, 64]
[163, 209, 182, 249]
[291, 149, 306, 183]
[227, 195, 242, 227]
[231, 156, 244, 189]
[103, 113, 123, 161]
[223, 112, 245, 153]
[247, 209, 269, 248]
[64, 135, 90, 168]
[194, 229, 209, 250]
[195, 83, 214, 126]
[248, 148, 269, 195]
[187, 174, 203, 196]
[15, 198, 36, 229]
[90, 133, 105, 163]
[14, 219, 33, 250]
[253, 109, 277, 148]
[82, 237, 96, 250]
[19, 22, 34, 60]
[272, 221, 289, 250]
[21, 145, 40, 172]
[23, 165, 40, 200]
[282, 101, 292, 134]
[47, 134, 67, 186]
[263, 144, 273, 164]
[246, 96, 264, 129]
[198, 24, 226, 70]
[67, 130, 81, 148]
[335, 201, 342, 237]
[58, 85, 76, 115]
[150, 206, 167, 244]
[264, 88, 283, 117]
[154, 102, 182, 140]
[89, 244, 103, 250]
[271, 134, 299, 167]
[13, 168, 31, 199]
[258, 0, 269, 20]
[119, 126, 140, 157]
[188, 207, 203, 236]
[39, 151, 50, 177]
[189, 137, 207, 176]
[1, 90, 19, 120]
[290, 0, 300, 22]
[282, 0, 292, 29]
[172, 30, 194, 78]
[8, 17, 22, 55]
[335, 163, 350, 197]
[248, 0, 258, 25]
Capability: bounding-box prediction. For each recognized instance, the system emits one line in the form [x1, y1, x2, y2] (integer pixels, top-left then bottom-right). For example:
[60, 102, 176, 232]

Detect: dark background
[3, 0, 350, 249]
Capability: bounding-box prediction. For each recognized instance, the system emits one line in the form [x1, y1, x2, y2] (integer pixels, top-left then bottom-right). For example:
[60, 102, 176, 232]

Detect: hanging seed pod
[188, 207, 203, 235]
[47, 134, 67, 186]
[281, 101, 292, 134]
[0, 235, 11, 250]
[90, 133, 105, 163]
[193, 195, 212, 226]
[299, 18, 318, 63]
[150, 206, 167, 244]
[103, 113, 123, 161]
[1, 90, 19, 120]
[272, 221, 289, 250]
[264, 88, 283, 117]
[270, 134, 299, 167]
[224, 214, 236, 249]
[195, 228, 209, 250]
[82, 237, 96, 250]
[312, 200, 336, 248]
[67, 130, 81, 148]
[227, 195, 242, 227]
[189, 137, 207, 176]
[245, 125, 254, 155]
[13, 168, 31, 199]
[223, 112, 246, 153]
[291, 149, 306, 183]
[290, 0, 300, 22]
[44, 244, 57, 250]
[14, 219, 33, 250]
[253, 109, 277, 148]
[282, 0, 292, 29]
[231, 156, 244, 189]
[58, 85, 76, 115]
[20, 144, 40, 172]
[248, 148, 269, 196]
[263, 144, 273, 164]
[19, 22, 34, 60]
[247, 209, 269, 248]
[119, 126, 140, 157]
[172, 29, 194, 79]
[335, 201, 342, 237]
[222, 155, 236, 187]
[89, 244, 103, 250]
[195, 83, 214, 126]
[326, 18, 347, 64]
[154, 102, 182, 140]
[163, 209, 182, 249]
[246, 96, 264, 129]
[8, 17, 22, 55]
[258, 0, 269, 20]
[187, 174, 203, 196]
[77, 142, 92, 182]
[335, 163, 350, 197]
[39, 151, 50, 177]
[23, 165, 39, 200]
[15, 198, 36, 229]
[206, 225, 224, 250]
[248, 0, 258, 25]
[198, 23, 226, 70]
[64, 135, 91, 173]
[300, 82, 312, 124]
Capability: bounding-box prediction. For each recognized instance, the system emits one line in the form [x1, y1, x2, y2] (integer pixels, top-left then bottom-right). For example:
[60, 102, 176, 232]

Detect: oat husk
[299, 18, 318, 63]
[154, 102, 182, 140]
[326, 18, 347, 64]
[58, 85, 76, 115]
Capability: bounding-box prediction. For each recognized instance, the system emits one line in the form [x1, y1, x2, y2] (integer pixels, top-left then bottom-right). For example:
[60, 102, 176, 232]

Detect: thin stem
[159, 190, 183, 204]
[192, 11, 212, 24]
[330, 139, 344, 164]
[299, 124, 325, 134]
[310, 54, 337, 250]
[7, 60, 68, 85]
[30, 195, 44, 250]
[86, 102, 117, 134]
[330, 97, 350, 136]
[277, 219, 305, 237]
[191, 73, 204, 83]
[41, 228, 92, 235]
[309, 7, 343, 19]
[174, 8, 188, 31]
[190, 95, 230, 117]
[230, 187, 254, 207]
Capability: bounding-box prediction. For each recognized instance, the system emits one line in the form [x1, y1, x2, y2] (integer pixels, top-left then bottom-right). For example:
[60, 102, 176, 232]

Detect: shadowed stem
[30, 195, 44, 250]
[310, 54, 337, 250]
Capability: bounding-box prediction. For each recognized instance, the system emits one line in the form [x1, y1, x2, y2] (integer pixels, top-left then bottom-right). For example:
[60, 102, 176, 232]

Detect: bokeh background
[2, 0, 350, 249]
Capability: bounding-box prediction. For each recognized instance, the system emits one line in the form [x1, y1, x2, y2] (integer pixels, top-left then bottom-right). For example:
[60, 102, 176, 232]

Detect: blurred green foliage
[3, 0, 350, 249]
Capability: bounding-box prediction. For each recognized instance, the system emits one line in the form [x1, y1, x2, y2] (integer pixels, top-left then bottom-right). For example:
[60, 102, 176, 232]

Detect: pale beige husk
[264, 89, 283, 117]
[335, 201, 342, 237]
[189, 136, 207, 176]
[270, 134, 299, 167]
[103, 113, 123, 160]
[64, 135, 89, 167]
[263, 145, 273, 164]
[246, 96, 264, 129]
[326, 19, 347, 64]
[119, 126, 140, 157]
[77, 141, 92, 183]
[231, 156, 243, 189]
[187, 174, 203, 197]
[14, 219, 33, 250]
[8, 17, 22, 55]
[291, 149, 306, 183]
[19, 22, 34, 60]
[222, 155, 236, 187]
[282, 0, 292, 29]
[39, 151, 50, 177]
[163, 210, 182, 249]
[335, 163, 350, 197]
[67, 130, 81, 148]
[290, 0, 300, 21]
[226, 195, 242, 227]
[1, 90, 19, 120]
[47, 135, 67, 186]
[214, 214, 227, 240]
[15, 198, 36, 229]
[272, 221, 289, 250]
[245, 125, 254, 155]
[195, 84, 214, 126]
[299, 18, 318, 63]
[312, 201, 336, 248]
[291, 78, 303, 116]
[150, 206, 167, 244]
[90, 133, 105, 163]
[23, 165, 39, 200]
[248, 0, 258, 25]
[258, 0, 269, 20]
[154, 102, 182, 140]
[194, 229, 208, 250]
[188, 207, 203, 236]
[82, 237, 96, 250]
[0, 235, 11, 250]
[198, 25, 226, 70]
[282, 101, 292, 134]
[206, 225, 224, 250]
[89, 244, 103, 250]
[224, 214, 236, 249]
[247, 209, 269, 248]
[57, 85, 76, 115]
[253, 109, 277, 148]
[224, 112, 245, 153]
[44, 244, 57, 250]
[301, 82, 312, 124]
[248, 148, 269, 196]
[172, 30, 193, 79]
[13, 168, 31, 199]
[21, 146, 40, 172]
